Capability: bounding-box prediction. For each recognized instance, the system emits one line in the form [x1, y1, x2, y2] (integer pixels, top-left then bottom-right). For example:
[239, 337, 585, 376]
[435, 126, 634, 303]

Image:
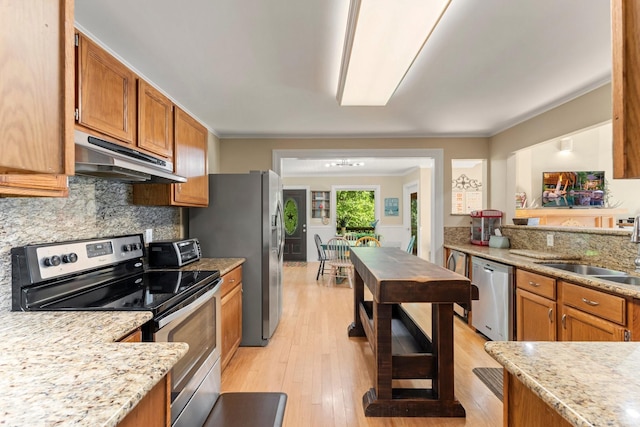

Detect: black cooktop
[33, 269, 220, 315]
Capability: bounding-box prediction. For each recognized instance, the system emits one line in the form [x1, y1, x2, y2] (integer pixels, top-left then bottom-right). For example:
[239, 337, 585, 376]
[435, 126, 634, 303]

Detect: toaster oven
[149, 238, 202, 267]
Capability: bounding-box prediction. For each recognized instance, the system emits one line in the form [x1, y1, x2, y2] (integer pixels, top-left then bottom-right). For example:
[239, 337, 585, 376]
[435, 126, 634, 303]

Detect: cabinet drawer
[221, 265, 243, 297]
[517, 270, 556, 300]
[560, 281, 626, 325]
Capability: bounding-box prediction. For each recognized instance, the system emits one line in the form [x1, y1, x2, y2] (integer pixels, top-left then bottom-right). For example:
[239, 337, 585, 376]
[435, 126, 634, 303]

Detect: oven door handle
[156, 278, 223, 329]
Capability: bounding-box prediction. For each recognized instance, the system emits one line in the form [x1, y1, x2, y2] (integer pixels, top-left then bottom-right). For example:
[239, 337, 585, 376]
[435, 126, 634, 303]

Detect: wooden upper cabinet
[132, 107, 208, 207]
[76, 32, 136, 146]
[138, 80, 174, 159]
[0, 0, 74, 197]
[173, 107, 208, 206]
[612, 0, 640, 178]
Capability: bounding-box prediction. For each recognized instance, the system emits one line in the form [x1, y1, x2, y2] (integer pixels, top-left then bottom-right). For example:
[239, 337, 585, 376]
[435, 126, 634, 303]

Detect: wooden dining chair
[355, 236, 381, 247]
[324, 237, 353, 287]
[343, 232, 358, 243]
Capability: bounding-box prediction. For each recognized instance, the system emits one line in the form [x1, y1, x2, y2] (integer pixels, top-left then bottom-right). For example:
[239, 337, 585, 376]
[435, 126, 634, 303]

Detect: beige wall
[489, 83, 613, 220]
[207, 132, 221, 174]
[220, 137, 490, 228]
[283, 175, 406, 227]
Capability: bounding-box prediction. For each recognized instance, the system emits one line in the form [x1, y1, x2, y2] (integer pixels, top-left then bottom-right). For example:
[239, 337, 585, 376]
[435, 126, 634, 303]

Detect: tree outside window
[336, 190, 375, 232]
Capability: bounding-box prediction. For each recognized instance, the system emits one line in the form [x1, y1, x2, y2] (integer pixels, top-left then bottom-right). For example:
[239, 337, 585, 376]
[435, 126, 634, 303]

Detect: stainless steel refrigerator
[189, 171, 284, 346]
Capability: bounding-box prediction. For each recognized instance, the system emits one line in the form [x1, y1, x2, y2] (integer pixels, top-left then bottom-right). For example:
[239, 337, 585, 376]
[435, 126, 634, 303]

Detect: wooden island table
[347, 247, 476, 417]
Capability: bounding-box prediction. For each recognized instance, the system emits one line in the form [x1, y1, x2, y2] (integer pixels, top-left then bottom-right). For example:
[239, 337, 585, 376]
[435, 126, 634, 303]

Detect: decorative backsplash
[444, 225, 637, 273]
[0, 176, 181, 311]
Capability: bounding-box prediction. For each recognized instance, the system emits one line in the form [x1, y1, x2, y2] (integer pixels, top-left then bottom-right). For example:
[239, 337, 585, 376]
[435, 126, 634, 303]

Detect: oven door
[153, 279, 222, 427]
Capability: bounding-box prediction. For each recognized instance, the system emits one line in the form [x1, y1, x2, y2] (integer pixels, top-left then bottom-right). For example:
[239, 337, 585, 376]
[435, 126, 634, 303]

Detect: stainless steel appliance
[74, 129, 187, 183]
[189, 171, 284, 346]
[149, 238, 202, 267]
[471, 256, 514, 341]
[11, 234, 222, 427]
[446, 250, 468, 319]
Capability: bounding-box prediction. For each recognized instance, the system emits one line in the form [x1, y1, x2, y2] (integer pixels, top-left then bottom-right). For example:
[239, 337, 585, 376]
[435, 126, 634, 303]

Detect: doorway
[283, 189, 307, 261]
[274, 148, 444, 264]
[410, 192, 418, 255]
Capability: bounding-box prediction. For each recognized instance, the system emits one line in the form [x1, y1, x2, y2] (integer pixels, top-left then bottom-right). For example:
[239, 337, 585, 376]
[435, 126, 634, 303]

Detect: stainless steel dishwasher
[471, 257, 514, 341]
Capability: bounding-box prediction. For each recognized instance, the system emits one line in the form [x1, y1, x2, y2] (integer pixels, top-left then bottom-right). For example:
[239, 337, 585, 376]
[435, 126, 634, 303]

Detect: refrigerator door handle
[276, 201, 285, 259]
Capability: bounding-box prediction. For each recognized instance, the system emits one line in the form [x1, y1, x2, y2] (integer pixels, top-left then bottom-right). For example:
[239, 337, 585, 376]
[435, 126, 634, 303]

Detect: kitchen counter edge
[444, 243, 640, 299]
[0, 311, 187, 426]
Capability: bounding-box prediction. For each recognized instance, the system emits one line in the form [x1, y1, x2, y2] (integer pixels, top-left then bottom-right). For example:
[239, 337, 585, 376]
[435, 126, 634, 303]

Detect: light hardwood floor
[221, 262, 503, 427]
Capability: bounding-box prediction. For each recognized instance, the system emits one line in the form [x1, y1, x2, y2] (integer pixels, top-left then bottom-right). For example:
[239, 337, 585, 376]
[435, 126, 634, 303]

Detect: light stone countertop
[485, 341, 640, 427]
[180, 257, 245, 276]
[0, 310, 188, 426]
[445, 243, 640, 299]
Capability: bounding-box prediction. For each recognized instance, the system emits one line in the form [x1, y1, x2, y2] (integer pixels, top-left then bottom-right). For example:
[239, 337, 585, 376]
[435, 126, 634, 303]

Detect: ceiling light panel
[337, 0, 452, 106]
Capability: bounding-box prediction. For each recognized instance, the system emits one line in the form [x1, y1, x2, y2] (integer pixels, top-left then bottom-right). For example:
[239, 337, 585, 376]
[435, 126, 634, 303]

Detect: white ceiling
[74, 0, 612, 139]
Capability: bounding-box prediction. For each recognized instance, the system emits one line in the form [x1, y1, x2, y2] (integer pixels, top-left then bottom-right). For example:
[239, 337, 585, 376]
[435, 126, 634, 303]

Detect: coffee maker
[470, 210, 502, 245]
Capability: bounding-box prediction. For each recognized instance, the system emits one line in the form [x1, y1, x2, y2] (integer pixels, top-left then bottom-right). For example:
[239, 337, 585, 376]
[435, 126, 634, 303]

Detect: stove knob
[62, 253, 78, 263]
[134, 243, 142, 250]
[122, 244, 132, 252]
[44, 255, 61, 267]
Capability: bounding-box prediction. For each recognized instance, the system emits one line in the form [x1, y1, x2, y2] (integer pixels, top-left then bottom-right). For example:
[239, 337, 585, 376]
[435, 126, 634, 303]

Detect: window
[451, 159, 486, 214]
[336, 190, 375, 232]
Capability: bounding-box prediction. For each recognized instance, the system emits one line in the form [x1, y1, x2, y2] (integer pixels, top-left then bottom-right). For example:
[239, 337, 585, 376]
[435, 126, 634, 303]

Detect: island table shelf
[347, 247, 476, 417]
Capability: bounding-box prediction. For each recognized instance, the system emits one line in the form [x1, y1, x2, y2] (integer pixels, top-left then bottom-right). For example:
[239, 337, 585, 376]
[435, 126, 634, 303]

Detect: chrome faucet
[632, 216, 640, 271]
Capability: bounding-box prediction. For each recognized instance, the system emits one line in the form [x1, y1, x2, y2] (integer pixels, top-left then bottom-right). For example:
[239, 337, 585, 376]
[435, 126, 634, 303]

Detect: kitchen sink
[540, 263, 628, 276]
[592, 275, 640, 286]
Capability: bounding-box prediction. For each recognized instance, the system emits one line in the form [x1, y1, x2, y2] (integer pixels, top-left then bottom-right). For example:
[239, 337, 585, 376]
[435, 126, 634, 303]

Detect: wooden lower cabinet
[558, 281, 629, 342]
[118, 374, 170, 427]
[559, 305, 627, 341]
[118, 328, 142, 343]
[516, 288, 556, 341]
[504, 371, 571, 427]
[221, 266, 243, 371]
[515, 269, 557, 341]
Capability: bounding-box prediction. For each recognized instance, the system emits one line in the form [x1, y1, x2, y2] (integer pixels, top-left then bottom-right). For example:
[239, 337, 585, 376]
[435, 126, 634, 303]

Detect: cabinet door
[172, 107, 208, 206]
[516, 289, 556, 341]
[0, 0, 74, 196]
[138, 80, 174, 159]
[560, 305, 627, 341]
[221, 282, 242, 371]
[612, 0, 640, 178]
[118, 374, 169, 427]
[76, 33, 136, 145]
[118, 329, 142, 343]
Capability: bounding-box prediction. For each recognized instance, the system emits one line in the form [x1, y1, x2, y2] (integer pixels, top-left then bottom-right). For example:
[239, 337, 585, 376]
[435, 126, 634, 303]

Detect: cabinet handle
[581, 297, 599, 306]
[528, 281, 540, 287]
[548, 308, 553, 323]
[229, 278, 235, 283]
[561, 314, 566, 329]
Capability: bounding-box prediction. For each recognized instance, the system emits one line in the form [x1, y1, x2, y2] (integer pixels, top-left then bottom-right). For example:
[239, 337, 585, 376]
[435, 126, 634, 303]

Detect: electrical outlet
[145, 229, 153, 243]
[547, 233, 554, 247]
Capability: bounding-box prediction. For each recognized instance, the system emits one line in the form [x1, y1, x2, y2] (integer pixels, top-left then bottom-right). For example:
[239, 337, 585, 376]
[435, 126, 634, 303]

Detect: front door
[283, 189, 307, 261]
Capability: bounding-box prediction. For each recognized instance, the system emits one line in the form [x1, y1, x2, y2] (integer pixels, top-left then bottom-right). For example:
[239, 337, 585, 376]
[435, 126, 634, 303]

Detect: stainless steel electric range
[11, 234, 222, 427]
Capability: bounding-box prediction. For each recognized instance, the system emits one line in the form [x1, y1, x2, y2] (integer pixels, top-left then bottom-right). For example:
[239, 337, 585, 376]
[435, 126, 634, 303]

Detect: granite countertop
[181, 257, 245, 275]
[445, 243, 640, 299]
[0, 311, 188, 426]
[485, 341, 640, 427]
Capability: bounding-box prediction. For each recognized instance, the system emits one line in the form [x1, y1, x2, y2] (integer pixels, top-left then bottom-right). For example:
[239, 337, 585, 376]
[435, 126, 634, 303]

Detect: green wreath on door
[284, 198, 298, 236]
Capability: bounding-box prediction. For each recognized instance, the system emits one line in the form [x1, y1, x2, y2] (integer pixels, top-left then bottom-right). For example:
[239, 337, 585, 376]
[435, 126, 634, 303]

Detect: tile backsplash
[444, 225, 637, 273]
[0, 176, 181, 311]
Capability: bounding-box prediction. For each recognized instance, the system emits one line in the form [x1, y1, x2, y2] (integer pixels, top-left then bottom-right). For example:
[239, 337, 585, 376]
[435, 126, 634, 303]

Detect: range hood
[74, 129, 187, 184]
